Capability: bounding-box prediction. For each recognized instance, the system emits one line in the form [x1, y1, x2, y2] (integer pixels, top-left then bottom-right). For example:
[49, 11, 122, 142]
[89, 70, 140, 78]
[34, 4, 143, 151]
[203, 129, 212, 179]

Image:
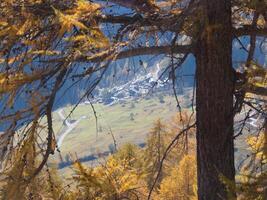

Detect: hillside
[49, 92, 193, 168]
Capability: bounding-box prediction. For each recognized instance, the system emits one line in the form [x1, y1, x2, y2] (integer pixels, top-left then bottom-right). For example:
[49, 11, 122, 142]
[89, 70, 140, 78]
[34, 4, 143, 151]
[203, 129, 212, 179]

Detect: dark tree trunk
[195, 0, 236, 199]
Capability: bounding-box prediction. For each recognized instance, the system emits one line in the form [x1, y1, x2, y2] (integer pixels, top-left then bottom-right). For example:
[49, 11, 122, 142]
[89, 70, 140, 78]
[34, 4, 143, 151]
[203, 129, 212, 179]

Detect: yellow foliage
[72, 155, 145, 200]
[1, 122, 37, 199]
[69, 32, 109, 49]
[257, 15, 266, 27]
[0, 71, 43, 94]
[16, 19, 32, 36]
[246, 64, 267, 92]
[158, 154, 197, 200]
[30, 50, 61, 56]
[0, 20, 8, 27]
[225, 126, 267, 199]
[0, 25, 17, 38]
[246, 132, 267, 164]
[53, 8, 88, 36]
[53, 1, 109, 49]
[74, 0, 101, 15]
[0, 115, 198, 200]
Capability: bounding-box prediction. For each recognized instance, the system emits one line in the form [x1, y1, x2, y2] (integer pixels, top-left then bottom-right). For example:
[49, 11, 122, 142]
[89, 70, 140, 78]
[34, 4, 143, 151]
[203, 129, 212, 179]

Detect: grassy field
[49, 93, 192, 168]
[46, 91, 251, 178]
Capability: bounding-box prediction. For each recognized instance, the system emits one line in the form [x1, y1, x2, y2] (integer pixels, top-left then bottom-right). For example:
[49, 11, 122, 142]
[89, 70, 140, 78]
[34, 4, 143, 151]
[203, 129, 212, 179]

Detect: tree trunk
[195, 0, 235, 199]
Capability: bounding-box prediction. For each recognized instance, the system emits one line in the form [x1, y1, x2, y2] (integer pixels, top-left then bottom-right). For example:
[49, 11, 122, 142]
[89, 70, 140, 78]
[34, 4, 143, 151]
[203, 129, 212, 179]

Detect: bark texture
[195, 0, 236, 199]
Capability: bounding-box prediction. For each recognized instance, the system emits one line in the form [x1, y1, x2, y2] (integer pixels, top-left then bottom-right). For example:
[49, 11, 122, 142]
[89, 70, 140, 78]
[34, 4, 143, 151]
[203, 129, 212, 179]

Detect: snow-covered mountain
[90, 63, 170, 105]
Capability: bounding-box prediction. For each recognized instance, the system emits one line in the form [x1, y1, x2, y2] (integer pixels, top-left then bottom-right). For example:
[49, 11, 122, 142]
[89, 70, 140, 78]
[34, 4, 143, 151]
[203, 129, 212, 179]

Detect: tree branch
[108, 0, 159, 13]
[246, 85, 267, 96]
[147, 122, 196, 200]
[246, 12, 260, 68]
[30, 67, 67, 180]
[79, 45, 193, 63]
[234, 26, 267, 37]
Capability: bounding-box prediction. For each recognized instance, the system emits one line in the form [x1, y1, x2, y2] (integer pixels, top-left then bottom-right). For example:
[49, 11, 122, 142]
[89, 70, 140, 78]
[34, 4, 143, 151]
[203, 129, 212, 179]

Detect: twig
[29, 67, 67, 180]
[147, 122, 196, 200]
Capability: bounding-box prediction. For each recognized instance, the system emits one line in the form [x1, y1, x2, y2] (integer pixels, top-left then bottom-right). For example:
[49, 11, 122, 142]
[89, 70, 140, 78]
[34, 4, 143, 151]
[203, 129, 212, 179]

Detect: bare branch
[108, 0, 159, 13]
[234, 26, 267, 37]
[246, 12, 260, 68]
[245, 85, 267, 96]
[30, 67, 67, 180]
[147, 122, 196, 200]
[78, 45, 193, 63]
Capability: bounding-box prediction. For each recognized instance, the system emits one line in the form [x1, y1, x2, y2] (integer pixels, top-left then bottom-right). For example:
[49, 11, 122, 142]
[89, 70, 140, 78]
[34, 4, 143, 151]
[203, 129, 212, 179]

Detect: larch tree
[158, 154, 197, 200]
[0, 0, 266, 199]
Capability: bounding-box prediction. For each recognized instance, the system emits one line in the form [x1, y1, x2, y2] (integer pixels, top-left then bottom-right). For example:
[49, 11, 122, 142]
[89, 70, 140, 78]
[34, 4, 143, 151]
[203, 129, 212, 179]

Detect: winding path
[56, 108, 87, 148]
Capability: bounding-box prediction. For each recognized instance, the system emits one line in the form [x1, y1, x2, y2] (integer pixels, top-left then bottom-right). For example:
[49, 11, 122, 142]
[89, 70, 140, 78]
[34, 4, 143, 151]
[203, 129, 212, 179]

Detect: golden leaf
[0, 20, 8, 27]
[30, 50, 61, 56]
[17, 19, 31, 36]
[53, 7, 88, 37]
[75, 0, 100, 14]
[257, 15, 266, 27]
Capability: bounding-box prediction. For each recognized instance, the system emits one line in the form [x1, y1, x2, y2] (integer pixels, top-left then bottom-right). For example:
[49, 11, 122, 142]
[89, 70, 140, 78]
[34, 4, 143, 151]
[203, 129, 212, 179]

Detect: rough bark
[195, 0, 236, 199]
